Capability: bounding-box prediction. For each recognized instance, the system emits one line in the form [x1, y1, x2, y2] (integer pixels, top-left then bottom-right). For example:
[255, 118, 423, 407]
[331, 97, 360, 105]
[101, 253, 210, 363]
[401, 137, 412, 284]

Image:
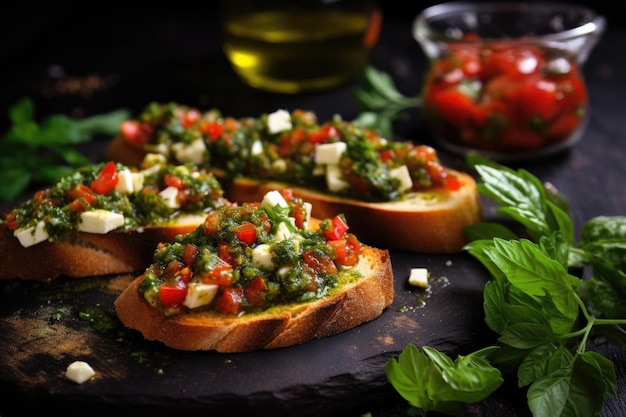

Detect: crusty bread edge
[114, 246, 393, 352]
[0, 222, 201, 281]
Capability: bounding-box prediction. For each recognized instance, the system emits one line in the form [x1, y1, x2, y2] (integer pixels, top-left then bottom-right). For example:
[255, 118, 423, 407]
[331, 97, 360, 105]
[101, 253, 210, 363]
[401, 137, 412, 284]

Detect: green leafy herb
[0, 97, 130, 202]
[385, 345, 503, 415]
[353, 66, 422, 137]
[385, 155, 626, 417]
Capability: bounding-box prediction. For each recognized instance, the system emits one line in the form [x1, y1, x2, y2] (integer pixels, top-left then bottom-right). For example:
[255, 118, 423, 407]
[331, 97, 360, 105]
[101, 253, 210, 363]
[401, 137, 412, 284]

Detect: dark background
[0, 1, 622, 134]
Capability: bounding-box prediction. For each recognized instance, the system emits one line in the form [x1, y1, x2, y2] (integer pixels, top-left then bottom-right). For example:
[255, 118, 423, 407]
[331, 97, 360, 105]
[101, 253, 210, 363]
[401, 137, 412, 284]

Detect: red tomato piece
[216, 287, 244, 315]
[321, 215, 349, 240]
[182, 244, 198, 267]
[90, 161, 119, 195]
[201, 121, 224, 141]
[158, 282, 188, 307]
[430, 89, 475, 125]
[244, 276, 268, 307]
[120, 120, 153, 147]
[232, 221, 257, 246]
[303, 250, 338, 274]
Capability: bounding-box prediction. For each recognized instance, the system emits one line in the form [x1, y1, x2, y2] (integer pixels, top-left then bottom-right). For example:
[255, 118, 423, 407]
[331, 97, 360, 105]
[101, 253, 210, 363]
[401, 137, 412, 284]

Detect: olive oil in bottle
[220, 1, 381, 94]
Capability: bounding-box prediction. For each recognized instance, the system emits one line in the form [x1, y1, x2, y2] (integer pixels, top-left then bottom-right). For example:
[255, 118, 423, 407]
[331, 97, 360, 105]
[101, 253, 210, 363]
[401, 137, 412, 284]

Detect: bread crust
[0, 222, 200, 281]
[106, 135, 482, 253]
[114, 246, 393, 352]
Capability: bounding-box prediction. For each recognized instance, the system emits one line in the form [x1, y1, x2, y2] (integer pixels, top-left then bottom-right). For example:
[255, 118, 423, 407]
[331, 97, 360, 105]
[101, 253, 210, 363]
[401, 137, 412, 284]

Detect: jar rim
[413, 1, 606, 45]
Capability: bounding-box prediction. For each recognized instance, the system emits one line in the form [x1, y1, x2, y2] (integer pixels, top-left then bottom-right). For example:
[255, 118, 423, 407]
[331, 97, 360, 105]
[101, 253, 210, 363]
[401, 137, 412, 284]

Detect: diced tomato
[90, 161, 119, 195]
[4, 212, 18, 232]
[291, 203, 308, 229]
[201, 121, 224, 141]
[181, 109, 201, 128]
[164, 173, 184, 190]
[216, 287, 244, 315]
[203, 210, 222, 235]
[309, 124, 338, 144]
[244, 276, 268, 307]
[321, 215, 349, 240]
[218, 241, 235, 265]
[328, 233, 361, 266]
[303, 250, 338, 274]
[446, 176, 462, 191]
[232, 221, 257, 246]
[327, 239, 347, 262]
[120, 120, 153, 147]
[199, 260, 234, 286]
[66, 184, 97, 211]
[182, 244, 198, 267]
[158, 282, 188, 307]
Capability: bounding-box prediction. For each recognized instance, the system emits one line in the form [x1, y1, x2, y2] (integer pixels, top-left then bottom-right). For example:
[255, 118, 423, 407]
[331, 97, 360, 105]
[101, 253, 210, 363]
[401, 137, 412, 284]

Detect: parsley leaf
[0, 97, 130, 203]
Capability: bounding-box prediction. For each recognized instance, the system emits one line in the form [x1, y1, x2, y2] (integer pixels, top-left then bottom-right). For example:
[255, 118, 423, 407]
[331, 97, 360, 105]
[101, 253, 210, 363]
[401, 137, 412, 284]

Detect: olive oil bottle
[220, 1, 381, 94]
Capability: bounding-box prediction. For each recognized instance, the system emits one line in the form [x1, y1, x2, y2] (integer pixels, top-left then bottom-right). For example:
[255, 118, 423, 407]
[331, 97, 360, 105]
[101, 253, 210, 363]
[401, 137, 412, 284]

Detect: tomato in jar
[422, 40, 588, 152]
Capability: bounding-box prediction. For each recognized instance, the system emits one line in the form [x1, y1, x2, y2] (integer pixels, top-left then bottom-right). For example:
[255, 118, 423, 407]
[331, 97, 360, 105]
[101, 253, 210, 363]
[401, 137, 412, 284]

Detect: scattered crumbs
[445, 259, 453, 267]
[224, 359, 233, 364]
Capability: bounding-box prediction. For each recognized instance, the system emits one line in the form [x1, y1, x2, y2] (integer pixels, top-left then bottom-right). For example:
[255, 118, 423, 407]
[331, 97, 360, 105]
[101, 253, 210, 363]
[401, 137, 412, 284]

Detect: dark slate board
[0, 249, 494, 417]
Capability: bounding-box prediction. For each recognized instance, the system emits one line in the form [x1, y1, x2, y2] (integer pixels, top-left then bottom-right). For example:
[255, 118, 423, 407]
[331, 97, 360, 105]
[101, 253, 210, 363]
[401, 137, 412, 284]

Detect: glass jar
[413, 2, 606, 161]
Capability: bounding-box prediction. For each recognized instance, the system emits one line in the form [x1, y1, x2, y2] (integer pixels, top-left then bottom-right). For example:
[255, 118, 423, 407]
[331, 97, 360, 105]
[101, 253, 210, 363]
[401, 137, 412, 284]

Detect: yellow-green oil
[222, 10, 377, 93]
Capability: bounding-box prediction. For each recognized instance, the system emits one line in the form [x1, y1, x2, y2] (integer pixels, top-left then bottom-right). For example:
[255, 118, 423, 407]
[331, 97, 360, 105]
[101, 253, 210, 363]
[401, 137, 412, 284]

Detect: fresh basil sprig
[0, 97, 130, 203]
[384, 154, 626, 417]
[352, 66, 422, 138]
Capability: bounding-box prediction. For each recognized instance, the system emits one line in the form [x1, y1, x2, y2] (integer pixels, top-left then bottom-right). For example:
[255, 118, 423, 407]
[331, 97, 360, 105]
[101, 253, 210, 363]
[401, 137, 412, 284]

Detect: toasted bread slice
[114, 245, 393, 352]
[0, 218, 201, 281]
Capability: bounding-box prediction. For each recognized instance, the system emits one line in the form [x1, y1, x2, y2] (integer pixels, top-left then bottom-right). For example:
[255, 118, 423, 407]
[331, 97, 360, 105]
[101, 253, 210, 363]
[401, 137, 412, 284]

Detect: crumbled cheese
[14, 221, 49, 247]
[78, 210, 124, 234]
[115, 169, 144, 194]
[250, 139, 263, 155]
[159, 186, 180, 209]
[171, 138, 206, 164]
[267, 109, 292, 134]
[408, 268, 429, 288]
[252, 243, 275, 270]
[274, 222, 292, 241]
[262, 190, 288, 208]
[184, 282, 219, 309]
[315, 142, 347, 165]
[65, 361, 96, 384]
[325, 164, 350, 192]
[389, 165, 413, 193]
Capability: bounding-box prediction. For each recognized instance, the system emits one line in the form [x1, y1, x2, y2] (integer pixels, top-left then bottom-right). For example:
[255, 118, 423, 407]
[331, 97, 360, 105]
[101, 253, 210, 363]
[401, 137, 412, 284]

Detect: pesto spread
[119, 102, 462, 203]
[2, 155, 226, 247]
[137, 190, 362, 316]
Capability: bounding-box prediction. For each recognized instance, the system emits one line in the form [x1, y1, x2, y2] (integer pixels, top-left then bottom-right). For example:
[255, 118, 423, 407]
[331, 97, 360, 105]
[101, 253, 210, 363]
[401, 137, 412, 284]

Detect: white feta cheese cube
[183, 282, 219, 309]
[14, 221, 49, 248]
[274, 222, 292, 241]
[252, 243, 275, 270]
[171, 138, 206, 164]
[408, 268, 429, 288]
[325, 164, 350, 192]
[115, 169, 144, 194]
[267, 109, 292, 134]
[79, 210, 124, 234]
[65, 361, 96, 384]
[159, 186, 180, 209]
[390, 165, 413, 193]
[262, 190, 288, 209]
[315, 142, 347, 165]
[250, 139, 263, 155]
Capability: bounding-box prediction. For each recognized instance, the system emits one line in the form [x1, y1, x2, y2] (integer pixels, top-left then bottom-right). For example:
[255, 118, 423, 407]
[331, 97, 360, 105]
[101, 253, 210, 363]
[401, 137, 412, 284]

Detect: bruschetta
[114, 190, 394, 352]
[105, 103, 482, 253]
[0, 154, 229, 281]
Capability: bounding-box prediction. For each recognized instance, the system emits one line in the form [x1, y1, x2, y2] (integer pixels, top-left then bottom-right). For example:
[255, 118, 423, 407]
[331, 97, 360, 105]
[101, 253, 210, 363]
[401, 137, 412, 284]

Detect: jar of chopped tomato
[413, 2, 605, 159]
